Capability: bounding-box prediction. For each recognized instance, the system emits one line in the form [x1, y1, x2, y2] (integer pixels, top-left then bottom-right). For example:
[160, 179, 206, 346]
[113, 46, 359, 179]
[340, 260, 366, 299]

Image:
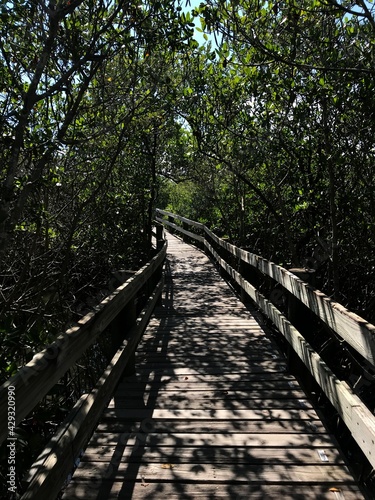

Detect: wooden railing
[156, 208, 375, 470]
[0, 223, 166, 500]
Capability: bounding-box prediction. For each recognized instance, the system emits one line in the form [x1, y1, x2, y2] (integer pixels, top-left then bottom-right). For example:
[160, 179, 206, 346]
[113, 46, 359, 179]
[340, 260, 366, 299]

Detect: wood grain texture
[62, 481, 363, 499]
[62, 233, 363, 499]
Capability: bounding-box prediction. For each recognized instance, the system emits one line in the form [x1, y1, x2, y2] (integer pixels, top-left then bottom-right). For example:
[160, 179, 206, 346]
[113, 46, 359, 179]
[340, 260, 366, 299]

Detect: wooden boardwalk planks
[62, 233, 364, 499]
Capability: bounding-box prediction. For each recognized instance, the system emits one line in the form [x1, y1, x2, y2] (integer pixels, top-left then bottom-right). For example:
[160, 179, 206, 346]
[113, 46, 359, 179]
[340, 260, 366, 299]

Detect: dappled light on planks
[62, 233, 364, 499]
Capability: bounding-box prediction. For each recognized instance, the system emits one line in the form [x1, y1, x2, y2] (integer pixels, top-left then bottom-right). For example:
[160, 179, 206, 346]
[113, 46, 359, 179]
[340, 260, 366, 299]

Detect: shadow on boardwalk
[62, 235, 364, 499]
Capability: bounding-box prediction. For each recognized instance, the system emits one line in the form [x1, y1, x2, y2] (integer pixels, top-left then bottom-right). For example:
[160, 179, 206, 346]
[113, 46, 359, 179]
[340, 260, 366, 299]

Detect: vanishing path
[63, 232, 363, 499]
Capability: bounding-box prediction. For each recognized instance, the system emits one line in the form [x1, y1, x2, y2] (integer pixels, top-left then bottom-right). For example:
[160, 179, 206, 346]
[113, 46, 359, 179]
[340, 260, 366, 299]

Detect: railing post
[168, 215, 174, 233]
[239, 256, 260, 303]
[286, 268, 316, 386]
[182, 221, 189, 243]
[239, 259, 249, 303]
[156, 223, 164, 251]
[287, 268, 315, 328]
[113, 298, 137, 376]
[155, 223, 165, 306]
[199, 228, 205, 251]
[152, 254, 164, 307]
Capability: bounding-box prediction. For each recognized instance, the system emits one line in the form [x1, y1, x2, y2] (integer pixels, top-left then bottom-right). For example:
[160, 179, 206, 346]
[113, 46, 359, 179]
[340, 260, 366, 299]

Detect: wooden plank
[143, 324, 269, 332]
[137, 351, 282, 361]
[100, 408, 320, 420]
[137, 342, 277, 354]
[81, 445, 344, 464]
[115, 380, 302, 392]
[62, 481, 364, 499]
[135, 365, 286, 374]
[141, 328, 270, 338]
[142, 333, 269, 343]
[143, 328, 268, 338]
[156, 305, 248, 315]
[66, 461, 355, 483]
[137, 347, 277, 357]
[140, 338, 273, 349]
[137, 358, 283, 369]
[87, 432, 337, 448]
[143, 328, 268, 336]
[147, 316, 266, 325]
[95, 419, 327, 435]
[123, 371, 297, 383]
[108, 394, 313, 411]
[148, 315, 265, 324]
[0, 243, 167, 445]
[114, 387, 305, 398]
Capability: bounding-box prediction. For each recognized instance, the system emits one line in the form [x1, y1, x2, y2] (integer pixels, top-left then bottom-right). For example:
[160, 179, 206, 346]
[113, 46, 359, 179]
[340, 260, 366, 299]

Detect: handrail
[22, 279, 164, 500]
[156, 209, 375, 367]
[204, 225, 375, 366]
[0, 222, 166, 499]
[0, 237, 166, 443]
[156, 208, 375, 470]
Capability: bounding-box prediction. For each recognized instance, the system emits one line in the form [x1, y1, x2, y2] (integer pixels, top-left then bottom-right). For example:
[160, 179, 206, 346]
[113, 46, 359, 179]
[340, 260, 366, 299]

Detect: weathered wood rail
[0, 224, 166, 499]
[156, 209, 375, 474]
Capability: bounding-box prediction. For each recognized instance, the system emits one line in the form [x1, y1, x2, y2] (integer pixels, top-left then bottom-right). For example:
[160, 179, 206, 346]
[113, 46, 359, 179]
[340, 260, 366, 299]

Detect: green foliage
[160, 179, 219, 225]
[0, 0, 198, 373]
[1, 0, 375, 492]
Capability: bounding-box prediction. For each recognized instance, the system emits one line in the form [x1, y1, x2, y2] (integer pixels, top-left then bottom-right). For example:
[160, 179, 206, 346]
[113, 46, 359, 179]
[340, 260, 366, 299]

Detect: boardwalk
[63, 232, 364, 499]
